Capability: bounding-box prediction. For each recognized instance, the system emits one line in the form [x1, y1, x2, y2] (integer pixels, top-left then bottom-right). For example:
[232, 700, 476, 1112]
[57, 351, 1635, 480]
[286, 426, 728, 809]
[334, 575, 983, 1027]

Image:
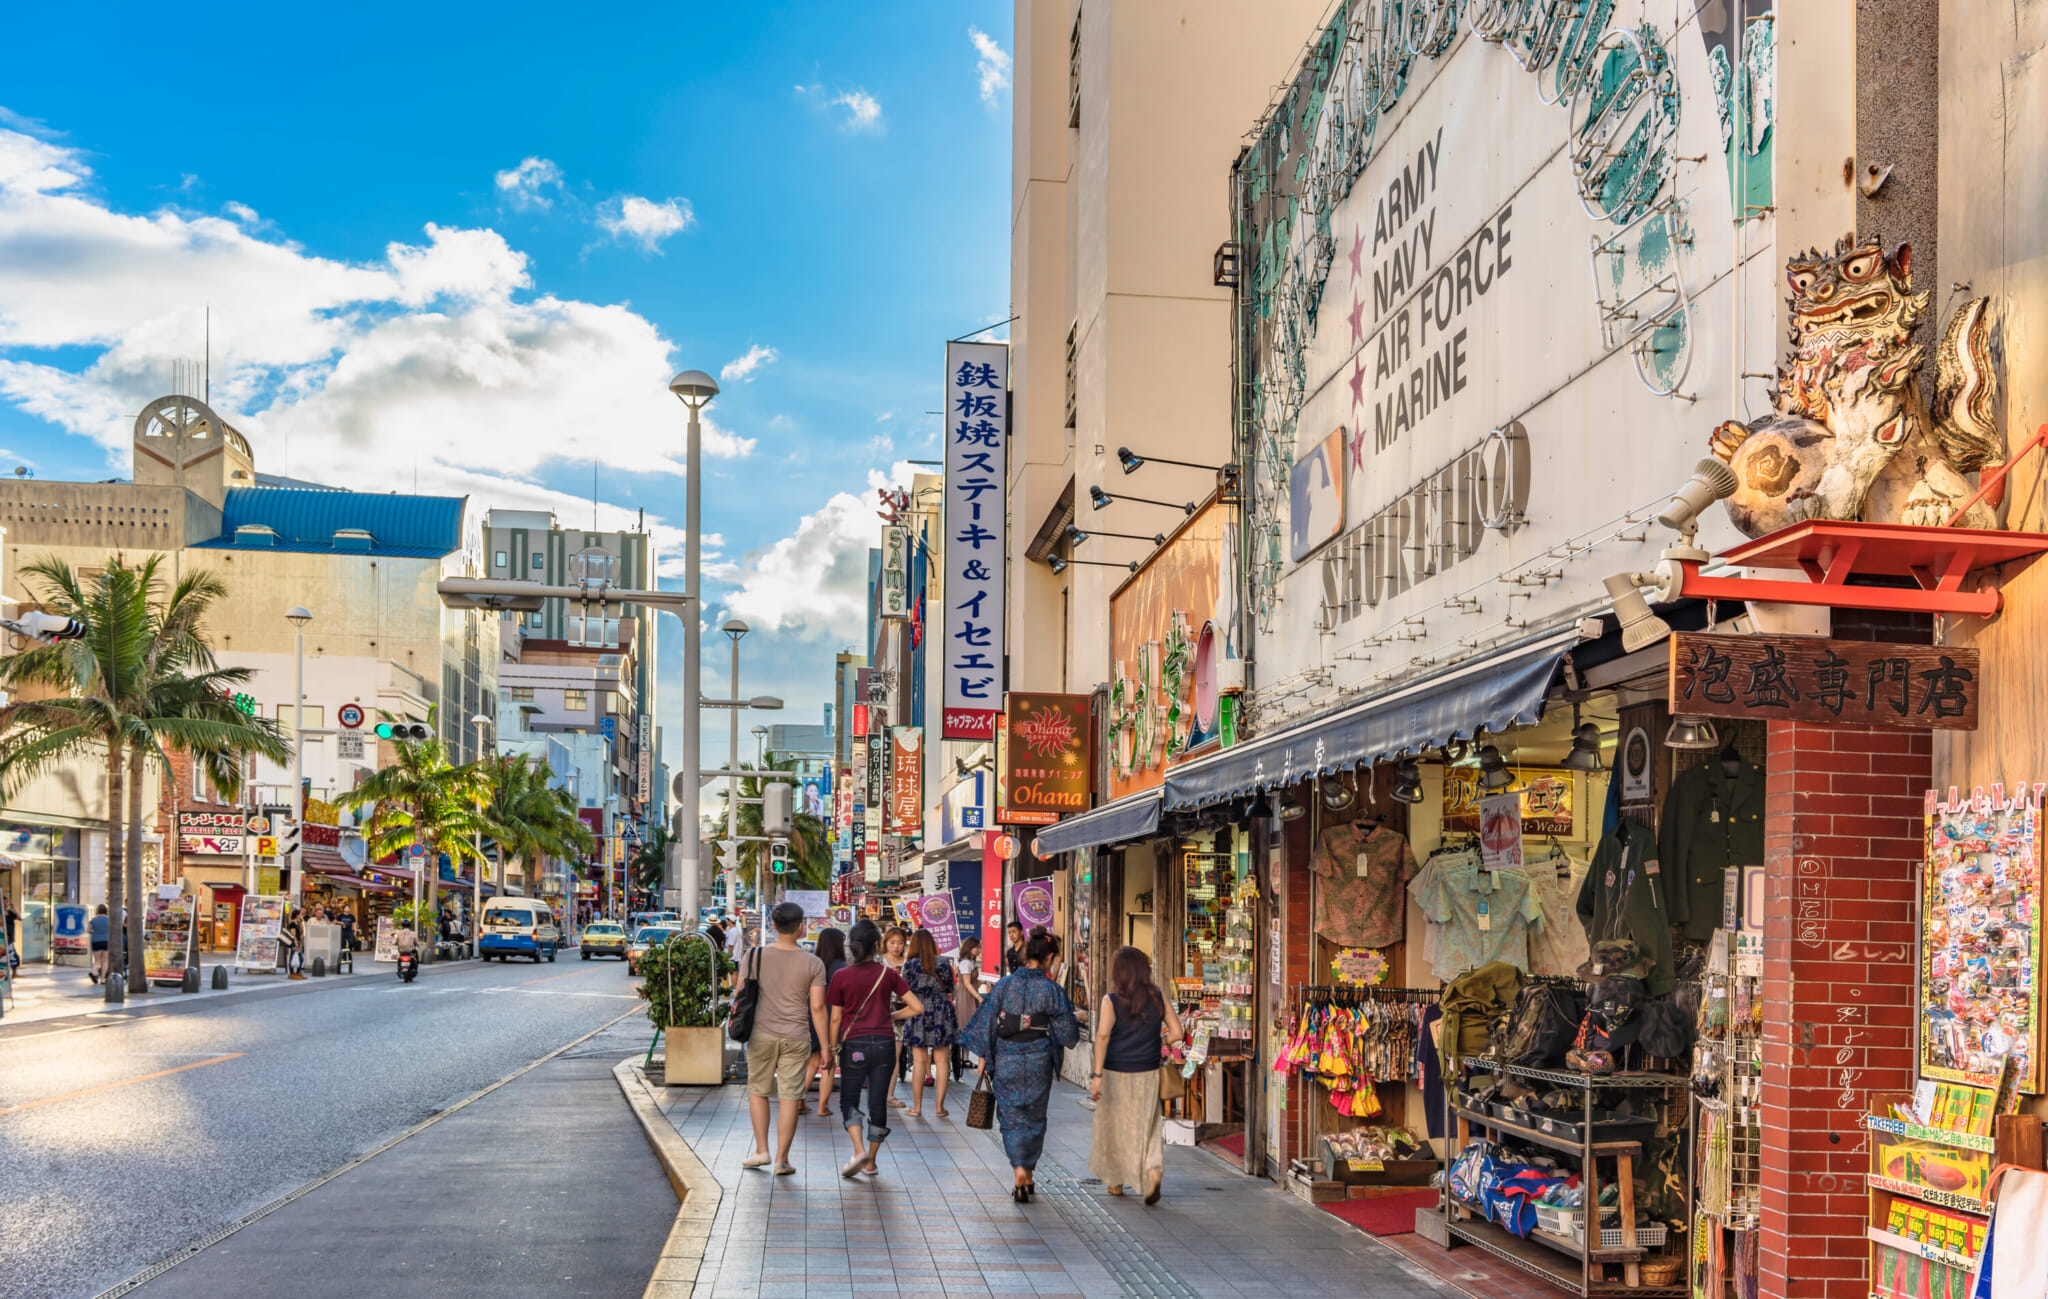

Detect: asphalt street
[0, 952, 668, 1299]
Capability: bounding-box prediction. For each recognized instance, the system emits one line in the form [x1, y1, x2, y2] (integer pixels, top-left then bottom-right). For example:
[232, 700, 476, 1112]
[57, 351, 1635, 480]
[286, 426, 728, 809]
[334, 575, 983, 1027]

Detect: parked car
[626, 925, 682, 974]
[581, 920, 628, 960]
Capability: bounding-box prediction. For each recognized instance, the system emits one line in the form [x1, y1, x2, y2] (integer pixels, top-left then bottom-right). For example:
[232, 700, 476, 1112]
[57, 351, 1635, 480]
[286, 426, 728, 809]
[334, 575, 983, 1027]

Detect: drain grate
[982, 1137, 1198, 1299]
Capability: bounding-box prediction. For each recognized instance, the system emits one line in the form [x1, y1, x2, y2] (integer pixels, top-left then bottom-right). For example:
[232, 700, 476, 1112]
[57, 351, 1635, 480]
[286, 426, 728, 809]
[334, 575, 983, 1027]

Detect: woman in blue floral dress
[961, 928, 1081, 1201]
[899, 929, 959, 1117]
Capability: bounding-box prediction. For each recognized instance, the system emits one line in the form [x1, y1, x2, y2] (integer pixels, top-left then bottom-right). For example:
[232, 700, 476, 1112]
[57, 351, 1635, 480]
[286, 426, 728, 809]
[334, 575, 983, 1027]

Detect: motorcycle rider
[394, 923, 419, 981]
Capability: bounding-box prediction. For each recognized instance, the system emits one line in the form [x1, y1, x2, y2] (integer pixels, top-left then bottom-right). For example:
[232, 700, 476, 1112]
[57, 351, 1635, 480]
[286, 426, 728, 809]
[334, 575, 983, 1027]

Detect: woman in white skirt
[1088, 946, 1183, 1203]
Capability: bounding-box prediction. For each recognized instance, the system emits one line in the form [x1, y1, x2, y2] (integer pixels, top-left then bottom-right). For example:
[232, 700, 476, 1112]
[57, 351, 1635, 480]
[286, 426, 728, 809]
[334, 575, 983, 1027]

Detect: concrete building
[1006, 0, 1328, 695]
[0, 393, 496, 943]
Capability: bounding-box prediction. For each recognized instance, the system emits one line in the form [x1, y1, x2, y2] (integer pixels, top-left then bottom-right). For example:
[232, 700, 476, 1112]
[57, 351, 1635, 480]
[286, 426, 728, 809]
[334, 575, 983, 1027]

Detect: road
[0, 953, 675, 1299]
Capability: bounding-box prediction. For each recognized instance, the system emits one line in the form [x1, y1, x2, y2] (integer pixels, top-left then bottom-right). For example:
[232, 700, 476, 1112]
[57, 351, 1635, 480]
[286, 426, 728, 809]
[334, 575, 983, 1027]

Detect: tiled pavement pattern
[649, 1068, 1469, 1299]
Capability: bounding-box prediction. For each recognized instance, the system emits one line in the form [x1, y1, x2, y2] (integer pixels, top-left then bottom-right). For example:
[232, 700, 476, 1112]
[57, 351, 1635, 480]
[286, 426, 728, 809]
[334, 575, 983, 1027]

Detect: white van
[478, 897, 562, 963]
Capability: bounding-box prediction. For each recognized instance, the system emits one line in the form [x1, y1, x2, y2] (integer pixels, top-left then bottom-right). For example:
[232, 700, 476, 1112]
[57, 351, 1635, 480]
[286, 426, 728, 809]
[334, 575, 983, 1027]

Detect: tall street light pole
[668, 370, 720, 919]
[470, 712, 491, 959]
[285, 606, 312, 914]
[724, 619, 747, 945]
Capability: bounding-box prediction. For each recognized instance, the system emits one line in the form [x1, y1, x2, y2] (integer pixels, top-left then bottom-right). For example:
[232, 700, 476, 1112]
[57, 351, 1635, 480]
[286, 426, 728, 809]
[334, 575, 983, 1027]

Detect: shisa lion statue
[1710, 237, 2003, 537]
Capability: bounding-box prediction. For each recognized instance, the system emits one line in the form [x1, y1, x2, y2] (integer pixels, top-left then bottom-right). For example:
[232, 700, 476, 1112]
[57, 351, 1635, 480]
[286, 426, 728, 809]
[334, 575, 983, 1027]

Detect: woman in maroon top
[826, 919, 923, 1178]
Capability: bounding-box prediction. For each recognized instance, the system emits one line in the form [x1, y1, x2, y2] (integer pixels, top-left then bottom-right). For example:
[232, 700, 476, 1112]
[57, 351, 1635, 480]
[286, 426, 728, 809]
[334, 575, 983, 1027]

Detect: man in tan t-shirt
[742, 900, 829, 1174]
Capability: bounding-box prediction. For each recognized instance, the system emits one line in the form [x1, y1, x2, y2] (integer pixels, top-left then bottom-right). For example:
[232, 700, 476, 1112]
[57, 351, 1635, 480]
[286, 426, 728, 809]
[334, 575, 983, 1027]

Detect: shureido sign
[941, 341, 1008, 740]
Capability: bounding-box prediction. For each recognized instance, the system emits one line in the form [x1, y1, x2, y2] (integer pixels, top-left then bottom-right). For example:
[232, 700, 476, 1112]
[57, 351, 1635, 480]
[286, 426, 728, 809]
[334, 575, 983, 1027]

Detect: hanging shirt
[1522, 854, 1590, 978]
[1311, 821, 1418, 949]
[1410, 850, 1543, 981]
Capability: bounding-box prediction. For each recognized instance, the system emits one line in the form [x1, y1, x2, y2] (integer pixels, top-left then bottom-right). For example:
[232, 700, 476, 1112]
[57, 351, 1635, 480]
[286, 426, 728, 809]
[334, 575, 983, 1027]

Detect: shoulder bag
[726, 947, 763, 1043]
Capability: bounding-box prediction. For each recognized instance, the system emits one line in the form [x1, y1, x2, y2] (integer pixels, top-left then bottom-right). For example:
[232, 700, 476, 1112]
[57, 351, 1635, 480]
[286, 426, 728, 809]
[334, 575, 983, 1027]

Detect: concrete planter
[663, 1026, 725, 1086]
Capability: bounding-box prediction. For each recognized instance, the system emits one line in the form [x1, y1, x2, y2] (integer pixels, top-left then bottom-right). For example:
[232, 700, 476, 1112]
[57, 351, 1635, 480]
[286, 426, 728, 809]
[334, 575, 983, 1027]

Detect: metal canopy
[1031, 790, 1163, 856]
[1161, 629, 1577, 809]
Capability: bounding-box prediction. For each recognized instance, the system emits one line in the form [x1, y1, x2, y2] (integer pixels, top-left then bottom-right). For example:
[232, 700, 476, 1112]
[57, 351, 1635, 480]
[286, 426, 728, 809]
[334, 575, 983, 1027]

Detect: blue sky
[0, 1, 1013, 768]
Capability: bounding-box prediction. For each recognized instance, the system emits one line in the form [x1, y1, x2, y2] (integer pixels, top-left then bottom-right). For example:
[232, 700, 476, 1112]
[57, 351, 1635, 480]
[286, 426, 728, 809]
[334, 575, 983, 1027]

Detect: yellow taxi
[580, 920, 628, 960]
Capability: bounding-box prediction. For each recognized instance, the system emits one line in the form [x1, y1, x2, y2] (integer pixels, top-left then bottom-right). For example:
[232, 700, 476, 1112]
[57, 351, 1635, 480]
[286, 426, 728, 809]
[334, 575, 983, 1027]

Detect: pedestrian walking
[281, 908, 305, 979]
[740, 901, 830, 1175]
[1089, 945, 1182, 1204]
[809, 926, 848, 1117]
[89, 904, 110, 984]
[961, 927, 1080, 1202]
[825, 919, 922, 1179]
[952, 934, 984, 1080]
[900, 930, 959, 1117]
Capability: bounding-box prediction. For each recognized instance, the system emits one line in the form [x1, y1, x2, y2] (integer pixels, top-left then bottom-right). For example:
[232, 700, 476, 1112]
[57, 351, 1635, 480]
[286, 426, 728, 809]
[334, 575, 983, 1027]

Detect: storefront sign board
[1441, 766, 1576, 836]
[889, 727, 924, 835]
[1011, 878, 1055, 931]
[1107, 503, 1234, 800]
[374, 915, 397, 963]
[235, 895, 285, 972]
[1669, 633, 1979, 730]
[998, 693, 1091, 825]
[941, 340, 1008, 740]
[880, 525, 910, 618]
[143, 893, 195, 983]
[910, 892, 961, 953]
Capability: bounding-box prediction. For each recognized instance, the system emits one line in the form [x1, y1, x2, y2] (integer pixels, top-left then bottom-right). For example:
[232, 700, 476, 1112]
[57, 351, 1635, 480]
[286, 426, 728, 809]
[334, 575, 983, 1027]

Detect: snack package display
[1921, 794, 2043, 1090]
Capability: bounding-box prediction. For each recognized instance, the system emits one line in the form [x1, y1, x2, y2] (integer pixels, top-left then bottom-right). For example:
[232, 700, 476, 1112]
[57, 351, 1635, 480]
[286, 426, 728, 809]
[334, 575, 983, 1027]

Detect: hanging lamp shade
[1664, 715, 1721, 750]
[1562, 723, 1604, 773]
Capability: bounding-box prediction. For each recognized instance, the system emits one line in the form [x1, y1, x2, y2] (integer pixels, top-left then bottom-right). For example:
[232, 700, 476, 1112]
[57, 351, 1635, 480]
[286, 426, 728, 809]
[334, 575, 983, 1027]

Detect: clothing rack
[1295, 983, 1439, 1006]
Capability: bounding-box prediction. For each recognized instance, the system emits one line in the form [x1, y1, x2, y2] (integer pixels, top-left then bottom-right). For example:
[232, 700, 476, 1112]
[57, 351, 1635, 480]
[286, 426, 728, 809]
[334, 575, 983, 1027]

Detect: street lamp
[752, 724, 768, 766]
[469, 712, 491, 958]
[285, 606, 312, 913]
[604, 792, 621, 922]
[723, 619, 748, 937]
[669, 369, 719, 920]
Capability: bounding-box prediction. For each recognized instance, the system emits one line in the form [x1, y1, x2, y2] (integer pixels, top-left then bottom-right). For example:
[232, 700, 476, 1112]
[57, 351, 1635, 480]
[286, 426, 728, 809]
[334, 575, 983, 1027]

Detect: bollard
[105, 979, 125, 1004]
[310, 956, 325, 978]
[211, 966, 229, 990]
[181, 966, 199, 994]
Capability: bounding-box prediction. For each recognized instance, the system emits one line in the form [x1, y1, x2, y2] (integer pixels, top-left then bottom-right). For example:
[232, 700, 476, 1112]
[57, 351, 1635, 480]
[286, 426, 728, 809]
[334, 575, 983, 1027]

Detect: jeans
[838, 1034, 897, 1144]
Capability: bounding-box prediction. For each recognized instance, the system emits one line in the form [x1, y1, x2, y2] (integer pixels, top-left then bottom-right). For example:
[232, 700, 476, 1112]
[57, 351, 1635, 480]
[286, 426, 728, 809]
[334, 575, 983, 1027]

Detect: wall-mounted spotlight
[1091, 483, 1196, 514]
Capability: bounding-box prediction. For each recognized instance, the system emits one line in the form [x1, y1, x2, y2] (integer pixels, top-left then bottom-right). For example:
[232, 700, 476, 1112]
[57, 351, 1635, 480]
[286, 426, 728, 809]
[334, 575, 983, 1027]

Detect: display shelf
[1445, 1214, 1683, 1295]
[1863, 1115, 1996, 1153]
[1865, 1227, 1977, 1273]
[1461, 1057, 1690, 1090]
[1451, 1105, 1645, 1158]
[1866, 1174, 1988, 1216]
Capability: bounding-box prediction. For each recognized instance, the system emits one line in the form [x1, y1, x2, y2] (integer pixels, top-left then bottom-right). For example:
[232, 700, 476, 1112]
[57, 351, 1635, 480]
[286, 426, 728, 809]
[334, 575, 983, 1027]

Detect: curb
[613, 1058, 723, 1299]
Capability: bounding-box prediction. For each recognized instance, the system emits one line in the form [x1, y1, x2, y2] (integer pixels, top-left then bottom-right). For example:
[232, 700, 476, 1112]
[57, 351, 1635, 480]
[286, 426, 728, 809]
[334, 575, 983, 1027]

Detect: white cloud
[709, 464, 912, 635]
[595, 195, 694, 252]
[221, 200, 262, 226]
[720, 344, 777, 384]
[832, 91, 883, 132]
[969, 28, 1012, 103]
[494, 156, 563, 209]
[0, 125, 755, 531]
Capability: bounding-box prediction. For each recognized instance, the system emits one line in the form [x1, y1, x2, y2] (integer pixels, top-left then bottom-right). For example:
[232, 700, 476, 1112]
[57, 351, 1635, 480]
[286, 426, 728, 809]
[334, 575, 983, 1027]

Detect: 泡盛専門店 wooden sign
[1667, 632, 1978, 730]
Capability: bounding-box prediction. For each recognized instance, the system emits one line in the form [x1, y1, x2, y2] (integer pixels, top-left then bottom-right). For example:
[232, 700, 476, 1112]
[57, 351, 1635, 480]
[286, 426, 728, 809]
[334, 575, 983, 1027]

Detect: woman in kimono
[961, 927, 1080, 1202]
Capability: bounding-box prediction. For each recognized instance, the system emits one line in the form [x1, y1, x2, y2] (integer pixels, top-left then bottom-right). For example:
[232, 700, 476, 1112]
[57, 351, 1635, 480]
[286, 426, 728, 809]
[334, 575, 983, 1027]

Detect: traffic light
[768, 841, 791, 875]
[763, 782, 793, 836]
[274, 819, 301, 859]
[713, 839, 737, 874]
[374, 720, 433, 741]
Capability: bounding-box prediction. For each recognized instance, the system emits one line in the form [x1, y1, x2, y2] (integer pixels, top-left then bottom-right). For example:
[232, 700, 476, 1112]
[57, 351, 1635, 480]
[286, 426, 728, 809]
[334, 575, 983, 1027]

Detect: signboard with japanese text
[998, 693, 1091, 825]
[1668, 633, 1980, 730]
[881, 525, 910, 618]
[1441, 767, 1577, 836]
[889, 727, 924, 835]
[235, 895, 285, 972]
[941, 340, 1008, 739]
[178, 809, 246, 855]
[337, 731, 365, 761]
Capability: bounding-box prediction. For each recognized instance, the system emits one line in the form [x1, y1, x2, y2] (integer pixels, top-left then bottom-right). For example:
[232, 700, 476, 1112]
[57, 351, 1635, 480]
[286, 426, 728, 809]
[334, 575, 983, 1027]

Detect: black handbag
[726, 947, 762, 1043]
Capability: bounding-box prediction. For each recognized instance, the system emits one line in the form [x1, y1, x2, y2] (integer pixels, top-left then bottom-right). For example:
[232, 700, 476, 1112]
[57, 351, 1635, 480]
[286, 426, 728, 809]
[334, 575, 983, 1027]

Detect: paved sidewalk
[646, 1065, 1461, 1299]
[0, 955, 385, 1029]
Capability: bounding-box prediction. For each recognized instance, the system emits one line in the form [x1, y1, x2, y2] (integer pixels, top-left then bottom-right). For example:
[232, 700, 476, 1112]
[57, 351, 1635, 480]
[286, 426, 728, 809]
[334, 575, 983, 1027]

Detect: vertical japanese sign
[942, 341, 1009, 739]
[889, 727, 924, 835]
[637, 713, 652, 805]
[880, 525, 910, 618]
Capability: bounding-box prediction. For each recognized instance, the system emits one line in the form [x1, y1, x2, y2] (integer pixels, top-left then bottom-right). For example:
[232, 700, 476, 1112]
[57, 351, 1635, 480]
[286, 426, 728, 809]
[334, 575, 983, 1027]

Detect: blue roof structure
[193, 487, 467, 558]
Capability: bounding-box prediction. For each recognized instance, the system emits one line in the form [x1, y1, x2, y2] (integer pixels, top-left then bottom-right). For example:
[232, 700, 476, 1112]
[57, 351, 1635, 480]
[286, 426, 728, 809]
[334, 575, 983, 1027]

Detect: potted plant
[637, 934, 732, 1085]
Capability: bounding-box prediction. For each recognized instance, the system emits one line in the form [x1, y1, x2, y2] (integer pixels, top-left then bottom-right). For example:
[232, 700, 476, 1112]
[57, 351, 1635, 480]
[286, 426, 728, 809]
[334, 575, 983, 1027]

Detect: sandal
[936, 1107, 950, 1119]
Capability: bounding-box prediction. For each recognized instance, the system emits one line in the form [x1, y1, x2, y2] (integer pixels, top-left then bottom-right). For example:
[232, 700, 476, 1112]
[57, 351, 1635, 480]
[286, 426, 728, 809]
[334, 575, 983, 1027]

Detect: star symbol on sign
[1350, 426, 1366, 474]
[1348, 296, 1366, 347]
[1348, 358, 1367, 409]
[1350, 227, 1366, 281]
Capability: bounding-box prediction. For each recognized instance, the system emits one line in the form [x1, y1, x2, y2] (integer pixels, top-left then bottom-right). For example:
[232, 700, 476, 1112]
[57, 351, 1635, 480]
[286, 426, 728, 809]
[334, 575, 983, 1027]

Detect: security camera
[1655, 458, 1740, 538]
[1602, 573, 1672, 653]
[1, 611, 87, 644]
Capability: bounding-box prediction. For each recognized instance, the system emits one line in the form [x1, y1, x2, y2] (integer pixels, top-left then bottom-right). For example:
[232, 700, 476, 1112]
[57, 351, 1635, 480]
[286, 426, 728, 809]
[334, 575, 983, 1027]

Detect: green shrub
[637, 934, 732, 1029]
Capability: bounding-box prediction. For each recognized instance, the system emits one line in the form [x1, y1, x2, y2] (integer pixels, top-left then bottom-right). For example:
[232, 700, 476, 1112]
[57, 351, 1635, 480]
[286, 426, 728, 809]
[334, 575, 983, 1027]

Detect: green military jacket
[1656, 759, 1765, 941]
[1575, 819, 1676, 996]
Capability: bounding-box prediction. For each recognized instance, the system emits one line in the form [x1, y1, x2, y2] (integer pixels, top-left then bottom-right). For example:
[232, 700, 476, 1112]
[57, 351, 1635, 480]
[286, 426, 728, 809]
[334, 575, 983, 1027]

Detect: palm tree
[713, 759, 833, 894]
[630, 824, 673, 899]
[337, 705, 487, 950]
[0, 557, 290, 994]
[473, 753, 594, 898]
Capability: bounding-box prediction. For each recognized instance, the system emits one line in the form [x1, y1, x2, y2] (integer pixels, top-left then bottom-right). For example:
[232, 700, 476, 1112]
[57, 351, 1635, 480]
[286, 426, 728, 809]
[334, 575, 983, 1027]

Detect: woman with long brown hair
[899, 929, 959, 1117]
[1087, 945, 1182, 1203]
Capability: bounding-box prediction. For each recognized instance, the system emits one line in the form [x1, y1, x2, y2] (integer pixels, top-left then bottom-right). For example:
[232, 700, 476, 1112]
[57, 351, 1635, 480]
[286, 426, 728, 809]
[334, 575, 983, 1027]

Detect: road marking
[0, 1053, 245, 1118]
[522, 968, 594, 985]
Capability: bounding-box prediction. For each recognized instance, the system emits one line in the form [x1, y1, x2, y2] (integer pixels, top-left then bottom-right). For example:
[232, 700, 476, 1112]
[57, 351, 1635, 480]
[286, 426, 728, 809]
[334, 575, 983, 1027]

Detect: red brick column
[1759, 722, 1927, 1299]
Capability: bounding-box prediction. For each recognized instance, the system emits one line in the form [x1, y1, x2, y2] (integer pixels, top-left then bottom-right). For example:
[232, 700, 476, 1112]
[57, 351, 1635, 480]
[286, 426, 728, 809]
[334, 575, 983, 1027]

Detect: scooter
[396, 950, 419, 983]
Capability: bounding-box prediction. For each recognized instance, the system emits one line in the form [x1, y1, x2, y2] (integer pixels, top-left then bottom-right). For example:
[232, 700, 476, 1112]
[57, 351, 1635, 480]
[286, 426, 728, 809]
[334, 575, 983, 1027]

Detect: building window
[510, 687, 535, 703]
[193, 760, 210, 803]
[1064, 323, 1078, 429]
[1069, 10, 1082, 127]
[531, 554, 544, 571]
[563, 689, 588, 712]
[274, 704, 324, 730]
[494, 550, 507, 569]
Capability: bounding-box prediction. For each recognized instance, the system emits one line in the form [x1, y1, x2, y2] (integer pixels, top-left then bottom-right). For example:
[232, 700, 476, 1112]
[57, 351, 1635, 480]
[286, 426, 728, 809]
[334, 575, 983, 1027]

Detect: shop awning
[921, 832, 987, 865]
[1031, 790, 1163, 856]
[1162, 628, 1577, 809]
